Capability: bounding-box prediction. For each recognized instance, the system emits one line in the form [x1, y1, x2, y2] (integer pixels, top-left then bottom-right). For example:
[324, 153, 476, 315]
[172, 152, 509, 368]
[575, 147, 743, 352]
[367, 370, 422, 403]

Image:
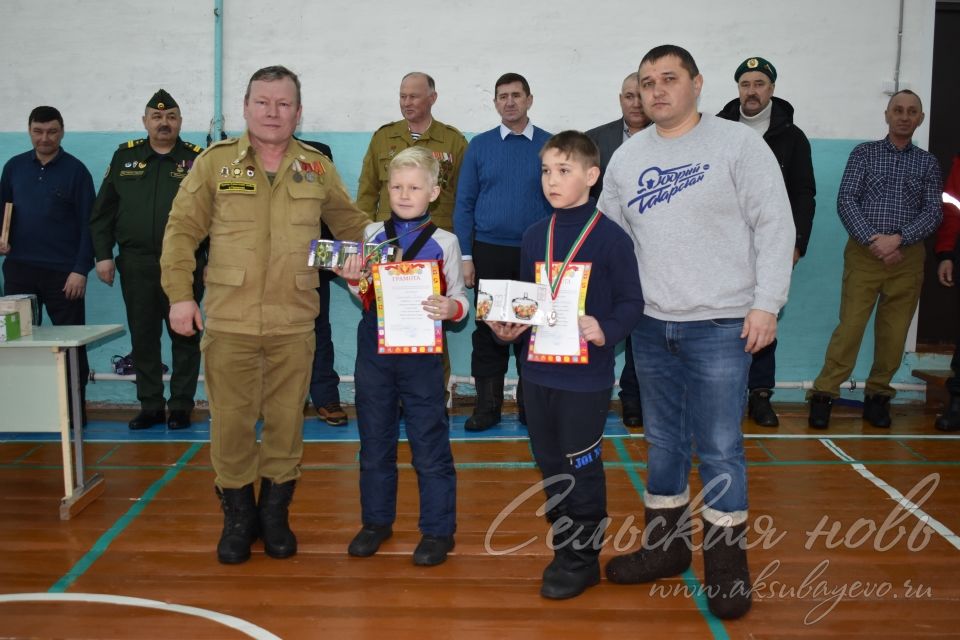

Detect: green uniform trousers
[117, 253, 203, 411]
[202, 329, 315, 488]
[811, 239, 925, 399]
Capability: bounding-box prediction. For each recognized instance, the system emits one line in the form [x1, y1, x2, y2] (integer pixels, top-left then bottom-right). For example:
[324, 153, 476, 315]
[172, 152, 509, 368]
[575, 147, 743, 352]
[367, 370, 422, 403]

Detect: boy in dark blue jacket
[487, 131, 644, 598]
[339, 147, 468, 567]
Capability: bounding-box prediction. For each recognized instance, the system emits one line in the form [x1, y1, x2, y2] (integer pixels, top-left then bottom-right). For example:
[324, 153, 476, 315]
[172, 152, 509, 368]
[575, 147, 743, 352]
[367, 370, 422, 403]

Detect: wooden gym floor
[1, 401, 958, 639]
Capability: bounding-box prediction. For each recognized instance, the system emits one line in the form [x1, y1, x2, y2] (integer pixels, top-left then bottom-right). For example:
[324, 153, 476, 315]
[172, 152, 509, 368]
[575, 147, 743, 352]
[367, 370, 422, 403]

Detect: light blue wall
[0, 131, 945, 404]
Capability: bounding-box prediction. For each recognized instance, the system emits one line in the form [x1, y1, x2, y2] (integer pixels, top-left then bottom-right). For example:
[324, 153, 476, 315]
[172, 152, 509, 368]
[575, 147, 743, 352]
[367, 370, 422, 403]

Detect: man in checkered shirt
[807, 90, 942, 429]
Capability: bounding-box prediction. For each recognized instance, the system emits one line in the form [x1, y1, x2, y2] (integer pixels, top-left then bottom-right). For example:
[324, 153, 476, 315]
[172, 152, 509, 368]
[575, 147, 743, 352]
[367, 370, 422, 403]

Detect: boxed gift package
[308, 239, 403, 269]
[476, 279, 551, 325]
[0, 312, 21, 342]
[0, 294, 34, 336]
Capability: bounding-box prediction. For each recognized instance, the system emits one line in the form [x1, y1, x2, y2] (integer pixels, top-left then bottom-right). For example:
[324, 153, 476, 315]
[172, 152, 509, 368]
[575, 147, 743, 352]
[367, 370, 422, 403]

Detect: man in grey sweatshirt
[598, 45, 795, 621]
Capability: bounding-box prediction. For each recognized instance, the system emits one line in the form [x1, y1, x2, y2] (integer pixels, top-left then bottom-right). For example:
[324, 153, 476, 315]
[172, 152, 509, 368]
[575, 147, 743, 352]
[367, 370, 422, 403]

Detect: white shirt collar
[499, 121, 534, 140]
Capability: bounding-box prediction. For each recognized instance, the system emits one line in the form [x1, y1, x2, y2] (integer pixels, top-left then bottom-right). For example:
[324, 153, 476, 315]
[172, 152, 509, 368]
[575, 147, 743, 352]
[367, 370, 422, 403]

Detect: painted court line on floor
[0, 593, 280, 640]
[611, 438, 729, 640]
[48, 442, 204, 593]
[819, 438, 960, 552]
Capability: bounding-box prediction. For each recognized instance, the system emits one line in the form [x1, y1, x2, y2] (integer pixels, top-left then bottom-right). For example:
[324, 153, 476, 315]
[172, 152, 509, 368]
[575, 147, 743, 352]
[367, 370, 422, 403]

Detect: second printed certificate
[373, 260, 443, 354]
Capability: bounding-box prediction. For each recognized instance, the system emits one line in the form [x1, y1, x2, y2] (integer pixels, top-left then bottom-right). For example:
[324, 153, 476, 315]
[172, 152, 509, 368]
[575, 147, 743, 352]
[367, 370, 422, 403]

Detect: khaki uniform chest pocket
[215, 183, 258, 222]
[287, 181, 325, 226]
[377, 151, 394, 177]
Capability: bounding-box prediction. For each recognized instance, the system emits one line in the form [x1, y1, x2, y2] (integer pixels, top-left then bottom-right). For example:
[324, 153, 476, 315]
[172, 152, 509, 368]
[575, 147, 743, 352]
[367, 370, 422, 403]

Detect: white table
[0, 324, 125, 518]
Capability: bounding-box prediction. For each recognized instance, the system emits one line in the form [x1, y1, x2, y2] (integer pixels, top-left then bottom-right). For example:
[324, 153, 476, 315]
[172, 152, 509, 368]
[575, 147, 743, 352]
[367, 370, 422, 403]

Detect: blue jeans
[632, 315, 751, 515]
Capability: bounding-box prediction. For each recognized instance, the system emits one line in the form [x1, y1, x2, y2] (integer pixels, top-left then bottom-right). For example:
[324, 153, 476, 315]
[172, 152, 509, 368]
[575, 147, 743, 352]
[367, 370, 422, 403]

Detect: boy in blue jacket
[340, 147, 468, 566]
[487, 131, 644, 598]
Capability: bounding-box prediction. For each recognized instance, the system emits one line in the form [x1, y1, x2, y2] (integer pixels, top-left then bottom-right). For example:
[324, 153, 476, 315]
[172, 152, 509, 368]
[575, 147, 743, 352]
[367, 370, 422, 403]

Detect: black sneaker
[347, 524, 392, 557]
[413, 534, 455, 566]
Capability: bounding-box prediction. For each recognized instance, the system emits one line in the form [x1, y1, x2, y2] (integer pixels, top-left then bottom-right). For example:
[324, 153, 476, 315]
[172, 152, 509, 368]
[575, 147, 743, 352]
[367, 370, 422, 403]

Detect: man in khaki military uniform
[160, 66, 370, 565]
[356, 72, 467, 230]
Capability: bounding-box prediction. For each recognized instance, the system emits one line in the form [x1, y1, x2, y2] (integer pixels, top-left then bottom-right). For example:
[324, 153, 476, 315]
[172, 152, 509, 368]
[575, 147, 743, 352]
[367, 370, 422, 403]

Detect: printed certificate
[528, 262, 591, 363]
[373, 260, 443, 354]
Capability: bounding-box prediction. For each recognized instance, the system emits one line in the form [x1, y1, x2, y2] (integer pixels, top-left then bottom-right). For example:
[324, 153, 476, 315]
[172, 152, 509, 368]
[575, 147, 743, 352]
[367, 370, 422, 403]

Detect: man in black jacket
[717, 56, 816, 427]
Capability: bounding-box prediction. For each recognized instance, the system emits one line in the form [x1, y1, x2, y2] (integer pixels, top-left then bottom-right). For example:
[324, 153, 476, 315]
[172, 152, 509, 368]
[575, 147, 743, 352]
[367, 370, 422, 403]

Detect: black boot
[541, 519, 604, 599]
[621, 400, 643, 428]
[258, 478, 297, 559]
[748, 389, 779, 427]
[605, 505, 692, 584]
[935, 395, 960, 432]
[465, 376, 503, 432]
[216, 484, 258, 564]
[539, 504, 567, 575]
[702, 520, 752, 620]
[863, 394, 892, 428]
[808, 394, 833, 429]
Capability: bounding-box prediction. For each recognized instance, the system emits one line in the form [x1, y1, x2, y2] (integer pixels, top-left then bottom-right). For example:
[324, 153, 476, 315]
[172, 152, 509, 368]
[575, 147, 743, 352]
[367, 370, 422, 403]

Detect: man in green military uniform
[90, 89, 206, 430]
[161, 66, 371, 565]
[357, 72, 467, 231]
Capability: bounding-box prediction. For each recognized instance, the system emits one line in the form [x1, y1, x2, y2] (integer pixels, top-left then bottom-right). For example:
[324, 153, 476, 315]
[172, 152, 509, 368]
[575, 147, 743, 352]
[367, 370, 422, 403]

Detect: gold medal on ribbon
[358, 278, 369, 294]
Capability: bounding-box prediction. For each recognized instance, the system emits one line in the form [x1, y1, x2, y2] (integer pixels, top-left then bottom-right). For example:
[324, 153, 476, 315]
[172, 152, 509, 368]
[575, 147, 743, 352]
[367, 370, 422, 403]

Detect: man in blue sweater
[1, 106, 95, 422]
[453, 73, 552, 431]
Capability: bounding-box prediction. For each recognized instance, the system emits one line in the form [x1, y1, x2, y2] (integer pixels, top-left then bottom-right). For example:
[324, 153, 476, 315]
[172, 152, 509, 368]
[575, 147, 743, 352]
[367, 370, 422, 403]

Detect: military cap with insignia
[734, 57, 777, 83]
[147, 89, 179, 111]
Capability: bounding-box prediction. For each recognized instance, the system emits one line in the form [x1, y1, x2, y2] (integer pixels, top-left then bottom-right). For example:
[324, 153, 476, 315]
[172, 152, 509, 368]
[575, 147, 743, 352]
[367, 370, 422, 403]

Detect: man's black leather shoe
[129, 409, 166, 430]
[167, 410, 192, 430]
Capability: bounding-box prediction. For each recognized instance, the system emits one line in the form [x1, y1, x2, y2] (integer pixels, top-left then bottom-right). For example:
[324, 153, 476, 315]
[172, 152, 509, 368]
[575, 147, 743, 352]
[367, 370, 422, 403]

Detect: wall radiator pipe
[211, 0, 225, 140]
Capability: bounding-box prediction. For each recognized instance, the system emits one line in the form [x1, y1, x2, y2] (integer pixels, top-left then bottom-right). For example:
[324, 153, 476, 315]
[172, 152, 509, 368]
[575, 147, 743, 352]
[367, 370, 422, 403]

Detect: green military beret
[735, 57, 777, 83]
[146, 89, 178, 111]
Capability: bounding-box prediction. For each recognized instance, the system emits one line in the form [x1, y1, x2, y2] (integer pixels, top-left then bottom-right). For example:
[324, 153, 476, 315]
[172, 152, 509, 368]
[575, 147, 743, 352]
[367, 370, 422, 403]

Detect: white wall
[0, 0, 946, 404]
[0, 0, 936, 143]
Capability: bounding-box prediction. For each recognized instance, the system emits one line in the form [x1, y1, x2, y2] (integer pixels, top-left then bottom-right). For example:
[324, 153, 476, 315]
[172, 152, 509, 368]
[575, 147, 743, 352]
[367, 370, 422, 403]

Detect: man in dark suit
[587, 72, 650, 201]
[586, 72, 650, 427]
[299, 139, 349, 426]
